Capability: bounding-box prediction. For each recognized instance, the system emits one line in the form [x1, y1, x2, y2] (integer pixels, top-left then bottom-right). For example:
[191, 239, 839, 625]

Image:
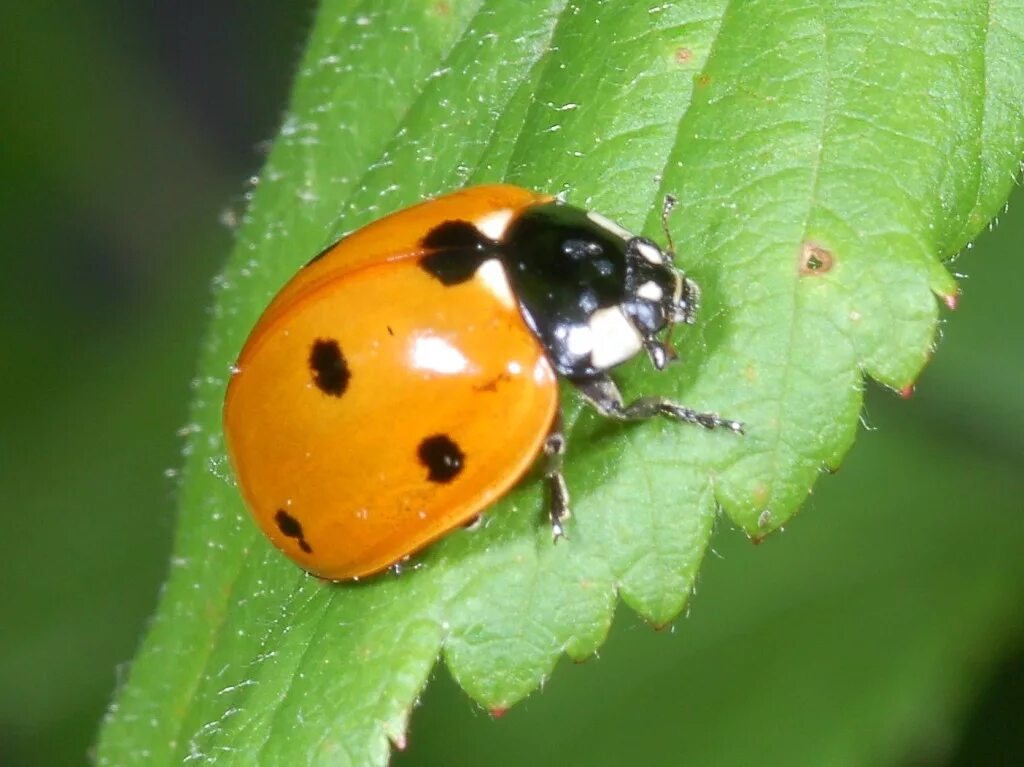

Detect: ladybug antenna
[660, 194, 678, 258]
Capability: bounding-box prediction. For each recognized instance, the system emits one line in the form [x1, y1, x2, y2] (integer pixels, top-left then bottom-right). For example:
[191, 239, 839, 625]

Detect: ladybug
[223, 184, 741, 580]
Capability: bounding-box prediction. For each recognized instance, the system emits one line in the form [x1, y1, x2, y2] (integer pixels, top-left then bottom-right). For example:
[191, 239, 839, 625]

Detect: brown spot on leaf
[675, 47, 693, 64]
[799, 242, 834, 275]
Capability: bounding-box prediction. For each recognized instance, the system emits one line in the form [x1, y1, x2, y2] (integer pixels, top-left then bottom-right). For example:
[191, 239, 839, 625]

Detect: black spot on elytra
[420, 249, 488, 286]
[418, 434, 465, 483]
[275, 509, 313, 553]
[309, 338, 350, 397]
[419, 220, 495, 286]
[422, 219, 491, 250]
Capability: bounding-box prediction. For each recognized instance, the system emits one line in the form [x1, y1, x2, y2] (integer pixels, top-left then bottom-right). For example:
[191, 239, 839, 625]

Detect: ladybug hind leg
[573, 375, 744, 434]
[543, 416, 570, 540]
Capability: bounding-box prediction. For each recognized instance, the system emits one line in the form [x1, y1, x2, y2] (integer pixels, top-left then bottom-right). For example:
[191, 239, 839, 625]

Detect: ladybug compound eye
[672, 275, 701, 326]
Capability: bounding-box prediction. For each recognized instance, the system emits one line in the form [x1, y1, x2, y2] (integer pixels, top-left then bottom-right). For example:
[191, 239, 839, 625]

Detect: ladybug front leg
[543, 415, 570, 540]
[573, 375, 744, 433]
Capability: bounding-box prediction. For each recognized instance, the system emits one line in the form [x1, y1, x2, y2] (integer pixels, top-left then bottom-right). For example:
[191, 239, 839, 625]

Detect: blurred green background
[1, 3, 1021, 766]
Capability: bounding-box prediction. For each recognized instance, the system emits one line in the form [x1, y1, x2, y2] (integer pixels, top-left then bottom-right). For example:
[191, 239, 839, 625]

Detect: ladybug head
[620, 236, 701, 371]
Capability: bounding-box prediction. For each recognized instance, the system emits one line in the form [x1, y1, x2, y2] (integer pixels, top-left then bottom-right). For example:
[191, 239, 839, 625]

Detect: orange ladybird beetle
[223, 184, 742, 580]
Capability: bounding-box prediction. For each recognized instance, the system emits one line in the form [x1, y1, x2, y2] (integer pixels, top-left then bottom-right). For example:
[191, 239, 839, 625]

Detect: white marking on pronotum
[637, 280, 663, 302]
[475, 258, 516, 309]
[589, 307, 643, 369]
[586, 210, 634, 241]
[475, 209, 514, 241]
[564, 324, 594, 357]
[634, 240, 665, 265]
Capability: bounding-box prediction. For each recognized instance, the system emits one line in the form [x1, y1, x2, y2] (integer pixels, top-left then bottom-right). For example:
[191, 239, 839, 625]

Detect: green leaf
[394, 387, 1024, 766]
[96, 1, 1024, 765]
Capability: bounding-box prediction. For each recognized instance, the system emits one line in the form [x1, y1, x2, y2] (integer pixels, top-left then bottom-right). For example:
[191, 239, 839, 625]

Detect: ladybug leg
[643, 337, 677, 370]
[543, 415, 570, 540]
[574, 375, 744, 434]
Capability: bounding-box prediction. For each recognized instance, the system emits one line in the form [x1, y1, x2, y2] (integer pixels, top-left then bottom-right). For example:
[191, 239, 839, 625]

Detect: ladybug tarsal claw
[645, 338, 670, 370]
[645, 337, 678, 370]
[550, 515, 568, 542]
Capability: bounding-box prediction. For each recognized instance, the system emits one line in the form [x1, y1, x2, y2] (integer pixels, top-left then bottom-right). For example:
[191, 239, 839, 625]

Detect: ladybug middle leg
[573, 375, 744, 433]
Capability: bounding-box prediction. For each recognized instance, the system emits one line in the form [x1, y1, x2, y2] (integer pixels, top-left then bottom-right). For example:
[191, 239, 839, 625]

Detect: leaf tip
[390, 732, 408, 752]
[648, 617, 674, 632]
